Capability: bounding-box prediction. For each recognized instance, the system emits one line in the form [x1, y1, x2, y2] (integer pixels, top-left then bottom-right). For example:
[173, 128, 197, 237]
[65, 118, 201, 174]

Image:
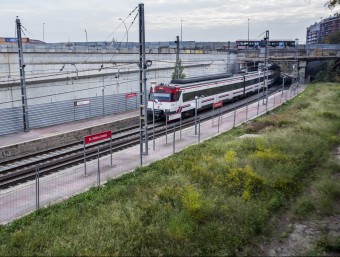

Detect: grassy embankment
[0, 83, 340, 256]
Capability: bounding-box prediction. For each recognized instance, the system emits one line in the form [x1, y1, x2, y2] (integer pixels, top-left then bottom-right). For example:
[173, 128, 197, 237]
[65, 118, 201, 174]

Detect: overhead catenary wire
[0, 77, 142, 106]
[83, 6, 138, 65]
[119, 12, 139, 43]
[0, 60, 239, 106]
[104, 5, 138, 42]
[0, 63, 137, 84]
[20, 24, 36, 39]
[0, 58, 237, 105]
[0, 71, 180, 106]
[0, 57, 229, 84]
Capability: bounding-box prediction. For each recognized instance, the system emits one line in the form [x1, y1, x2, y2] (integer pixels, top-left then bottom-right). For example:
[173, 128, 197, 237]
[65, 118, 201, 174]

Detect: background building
[306, 13, 340, 44]
[306, 23, 320, 44]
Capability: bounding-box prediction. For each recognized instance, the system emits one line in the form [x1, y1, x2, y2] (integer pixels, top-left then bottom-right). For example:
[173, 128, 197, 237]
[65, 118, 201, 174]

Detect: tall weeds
[1, 83, 340, 256]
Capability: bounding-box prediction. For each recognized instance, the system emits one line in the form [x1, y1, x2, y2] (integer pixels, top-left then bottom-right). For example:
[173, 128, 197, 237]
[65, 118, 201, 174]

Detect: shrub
[181, 186, 206, 221]
[294, 196, 316, 217]
[225, 165, 265, 199]
[318, 111, 339, 119]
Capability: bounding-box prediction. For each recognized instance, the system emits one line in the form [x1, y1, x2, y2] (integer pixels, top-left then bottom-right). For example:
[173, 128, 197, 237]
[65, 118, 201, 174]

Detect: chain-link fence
[0, 91, 139, 136]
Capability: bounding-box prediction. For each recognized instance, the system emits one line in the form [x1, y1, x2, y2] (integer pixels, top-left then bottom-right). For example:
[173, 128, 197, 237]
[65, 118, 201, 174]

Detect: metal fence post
[83, 143, 87, 176]
[194, 98, 198, 135]
[97, 146, 100, 186]
[173, 125, 176, 154]
[257, 94, 260, 116]
[180, 115, 182, 140]
[165, 116, 168, 146]
[198, 118, 201, 143]
[212, 112, 214, 126]
[281, 77, 285, 102]
[102, 87, 105, 117]
[110, 137, 113, 167]
[220, 108, 223, 123]
[218, 111, 220, 134]
[233, 107, 236, 127]
[246, 103, 248, 121]
[35, 164, 40, 210]
[153, 103, 155, 150]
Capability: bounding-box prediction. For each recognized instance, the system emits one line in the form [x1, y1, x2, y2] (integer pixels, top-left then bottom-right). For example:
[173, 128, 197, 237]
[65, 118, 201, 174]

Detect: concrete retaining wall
[0, 114, 139, 162]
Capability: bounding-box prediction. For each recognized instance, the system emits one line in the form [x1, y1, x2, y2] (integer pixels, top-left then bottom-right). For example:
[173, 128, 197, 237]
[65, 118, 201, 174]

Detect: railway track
[0, 83, 289, 189]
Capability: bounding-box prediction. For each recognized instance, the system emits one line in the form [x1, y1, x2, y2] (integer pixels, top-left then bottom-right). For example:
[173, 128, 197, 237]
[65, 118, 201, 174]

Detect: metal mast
[176, 36, 180, 79]
[263, 30, 269, 105]
[16, 17, 30, 132]
[139, 3, 148, 165]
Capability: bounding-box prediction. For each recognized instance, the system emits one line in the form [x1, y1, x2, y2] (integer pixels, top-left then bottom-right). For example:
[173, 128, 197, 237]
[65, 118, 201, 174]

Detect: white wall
[0, 49, 236, 109]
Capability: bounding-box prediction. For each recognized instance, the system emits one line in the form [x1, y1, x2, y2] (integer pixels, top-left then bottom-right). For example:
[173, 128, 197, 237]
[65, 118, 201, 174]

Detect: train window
[174, 91, 181, 101]
[183, 81, 251, 103]
[150, 93, 172, 102]
[183, 92, 195, 102]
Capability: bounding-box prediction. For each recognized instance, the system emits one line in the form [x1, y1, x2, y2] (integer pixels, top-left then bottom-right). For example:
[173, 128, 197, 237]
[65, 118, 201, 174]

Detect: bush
[294, 196, 316, 217]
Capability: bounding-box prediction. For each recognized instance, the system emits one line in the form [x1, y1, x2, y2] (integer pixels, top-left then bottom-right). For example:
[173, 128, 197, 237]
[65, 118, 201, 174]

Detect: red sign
[125, 92, 137, 99]
[213, 101, 223, 109]
[84, 131, 111, 145]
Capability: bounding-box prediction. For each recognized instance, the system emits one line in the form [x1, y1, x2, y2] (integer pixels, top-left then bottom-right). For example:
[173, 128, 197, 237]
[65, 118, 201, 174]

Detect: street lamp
[247, 18, 250, 57]
[43, 23, 45, 42]
[181, 19, 183, 42]
[119, 18, 128, 42]
[85, 29, 88, 45]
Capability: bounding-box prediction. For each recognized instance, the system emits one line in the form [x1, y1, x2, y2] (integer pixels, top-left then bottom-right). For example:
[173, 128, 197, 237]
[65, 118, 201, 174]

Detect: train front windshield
[149, 93, 172, 102]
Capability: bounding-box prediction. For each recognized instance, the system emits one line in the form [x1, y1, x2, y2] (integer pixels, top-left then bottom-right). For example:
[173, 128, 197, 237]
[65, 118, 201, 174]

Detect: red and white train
[147, 65, 280, 119]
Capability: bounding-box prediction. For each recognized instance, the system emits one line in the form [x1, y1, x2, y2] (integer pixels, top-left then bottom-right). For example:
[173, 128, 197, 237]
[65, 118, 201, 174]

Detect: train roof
[155, 67, 279, 91]
[168, 72, 257, 90]
[170, 73, 232, 85]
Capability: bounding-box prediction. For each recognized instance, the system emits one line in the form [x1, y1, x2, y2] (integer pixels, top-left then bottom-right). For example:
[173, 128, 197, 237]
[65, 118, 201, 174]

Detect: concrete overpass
[235, 45, 340, 82]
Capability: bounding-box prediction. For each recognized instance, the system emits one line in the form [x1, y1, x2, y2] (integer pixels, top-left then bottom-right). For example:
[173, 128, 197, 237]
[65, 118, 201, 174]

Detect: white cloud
[0, 0, 339, 43]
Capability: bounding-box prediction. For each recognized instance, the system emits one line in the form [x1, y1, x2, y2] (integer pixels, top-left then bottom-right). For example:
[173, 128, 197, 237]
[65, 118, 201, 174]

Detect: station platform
[0, 110, 139, 162]
[0, 86, 306, 224]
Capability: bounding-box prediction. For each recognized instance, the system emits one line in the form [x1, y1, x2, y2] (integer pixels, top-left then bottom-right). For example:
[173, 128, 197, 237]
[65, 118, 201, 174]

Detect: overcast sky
[1, 0, 339, 44]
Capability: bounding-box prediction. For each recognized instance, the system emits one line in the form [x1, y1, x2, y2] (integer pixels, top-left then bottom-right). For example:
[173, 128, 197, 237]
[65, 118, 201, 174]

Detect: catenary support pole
[16, 17, 29, 132]
[138, 3, 148, 165]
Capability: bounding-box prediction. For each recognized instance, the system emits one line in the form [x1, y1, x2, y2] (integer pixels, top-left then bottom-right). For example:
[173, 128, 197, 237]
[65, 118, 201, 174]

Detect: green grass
[1, 83, 340, 256]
